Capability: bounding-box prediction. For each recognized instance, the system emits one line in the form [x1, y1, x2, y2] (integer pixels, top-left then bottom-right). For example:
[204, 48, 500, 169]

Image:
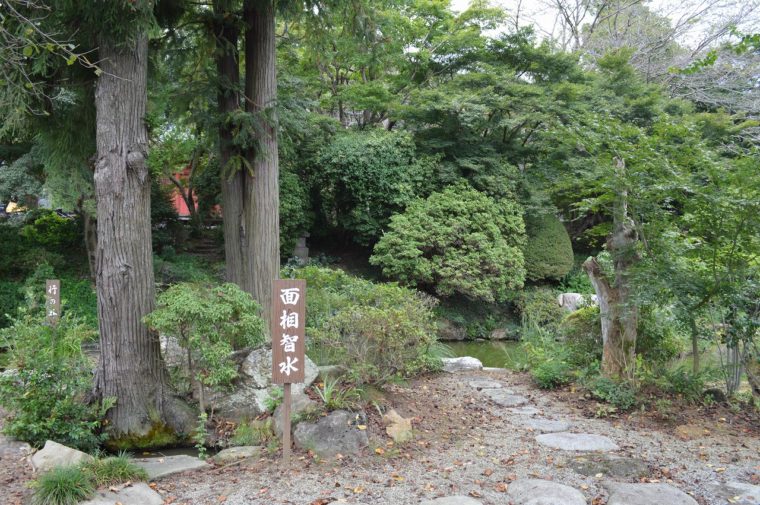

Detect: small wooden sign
[46, 279, 61, 325]
[271, 279, 306, 384]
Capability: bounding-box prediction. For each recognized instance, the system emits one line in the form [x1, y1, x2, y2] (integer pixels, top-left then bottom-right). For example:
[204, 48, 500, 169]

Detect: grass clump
[231, 419, 275, 447]
[32, 466, 95, 505]
[80, 454, 148, 487]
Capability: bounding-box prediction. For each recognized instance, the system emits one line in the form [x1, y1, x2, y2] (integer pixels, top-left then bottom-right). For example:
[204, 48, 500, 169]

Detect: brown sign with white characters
[46, 279, 61, 325]
[271, 279, 306, 384]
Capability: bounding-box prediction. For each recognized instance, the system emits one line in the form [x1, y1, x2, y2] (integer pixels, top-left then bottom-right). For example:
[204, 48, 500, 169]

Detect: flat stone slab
[0, 435, 32, 458]
[213, 446, 261, 465]
[80, 482, 163, 505]
[484, 389, 529, 407]
[420, 497, 482, 505]
[709, 481, 760, 505]
[507, 478, 586, 505]
[571, 454, 649, 479]
[442, 357, 483, 373]
[507, 406, 542, 416]
[536, 432, 619, 452]
[467, 379, 504, 390]
[132, 454, 209, 479]
[523, 419, 572, 433]
[605, 482, 698, 505]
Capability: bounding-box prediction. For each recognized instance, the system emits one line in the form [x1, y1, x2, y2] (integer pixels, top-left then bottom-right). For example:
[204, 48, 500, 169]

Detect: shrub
[280, 168, 313, 257]
[285, 266, 441, 385]
[523, 214, 574, 281]
[585, 376, 637, 410]
[21, 211, 80, 250]
[658, 367, 707, 403]
[371, 183, 526, 303]
[144, 282, 265, 411]
[637, 307, 685, 365]
[0, 315, 107, 451]
[153, 253, 218, 287]
[231, 419, 275, 447]
[532, 360, 573, 389]
[560, 305, 602, 366]
[516, 286, 565, 333]
[0, 280, 22, 328]
[32, 466, 95, 505]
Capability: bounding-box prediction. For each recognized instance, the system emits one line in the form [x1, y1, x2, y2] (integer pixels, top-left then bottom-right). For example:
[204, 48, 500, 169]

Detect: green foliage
[523, 213, 574, 281]
[371, 183, 526, 303]
[264, 388, 283, 414]
[560, 305, 602, 366]
[516, 286, 565, 333]
[312, 378, 360, 411]
[286, 266, 440, 385]
[0, 280, 22, 328]
[656, 367, 708, 403]
[558, 259, 594, 294]
[434, 299, 517, 340]
[280, 167, 313, 256]
[231, 419, 275, 447]
[0, 315, 107, 451]
[144, 282, 265, 403]
[21, 212, 80, 250]
[32, 466, 95, 505]
[151, 179, 181, 254]
[312, 129, 433, 245]
[153, 253, 218, 287]
[532, 360, 572, 389]
[636, 307, 685, 365]
[585, 376, 638, 410]
[80, 454, 148, 487]
[193, 412, 208, 460]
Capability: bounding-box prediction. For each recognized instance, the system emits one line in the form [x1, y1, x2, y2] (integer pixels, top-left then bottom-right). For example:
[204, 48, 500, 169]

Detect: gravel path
[153, 369, 760, 505]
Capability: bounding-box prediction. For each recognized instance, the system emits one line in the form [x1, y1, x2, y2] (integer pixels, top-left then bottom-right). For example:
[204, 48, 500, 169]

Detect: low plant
[313, 378, 361, 411]
[80, 454, 148, 487]
[658, 367, 707, 403]
[231, 419, 275, 447]
[32, 466, 95, 505]
[585, 376, 638, 410]
[264, 388, 284, 413]
[531, 360, 573, 389]
[193, 412, 209, 460]
[516, 287, 565, 334]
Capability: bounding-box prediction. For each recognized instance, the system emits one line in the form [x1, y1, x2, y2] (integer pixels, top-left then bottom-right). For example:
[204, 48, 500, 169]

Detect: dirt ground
[2, 370, 758, 505]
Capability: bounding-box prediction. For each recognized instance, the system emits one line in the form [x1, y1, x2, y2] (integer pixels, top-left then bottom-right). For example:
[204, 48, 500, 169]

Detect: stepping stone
[80, 482, 163, 505]
[536, 432, 619, 452]
[420, 497, 482, 505]
[507, 478, 586, 505]
[0, 435, 32, 458]
[442, 357, 483, 373]
[571, 454, 649, 479]
[605, 482, 698, 505]
[507, 406, 541, 416]
[213, 446, 261, 465]
[523, 419, 572, 433]
[132, 454, 209, 479]
[484, 389, 529, 407]
[467, 379, 505, 390]
[710, 481, 760, 505]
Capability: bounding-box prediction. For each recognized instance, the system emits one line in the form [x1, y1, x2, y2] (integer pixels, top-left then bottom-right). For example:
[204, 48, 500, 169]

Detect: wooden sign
[271, 279, 306, 384]
[46, 279, 61, 325]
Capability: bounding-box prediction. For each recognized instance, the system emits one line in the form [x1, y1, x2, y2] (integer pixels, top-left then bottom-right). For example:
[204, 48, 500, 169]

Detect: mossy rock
[104, 423, 186, 451]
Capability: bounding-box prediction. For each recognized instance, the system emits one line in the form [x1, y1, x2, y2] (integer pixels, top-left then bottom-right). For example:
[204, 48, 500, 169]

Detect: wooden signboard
[46, 279, 61, 325]
[271, 278, 306, 460]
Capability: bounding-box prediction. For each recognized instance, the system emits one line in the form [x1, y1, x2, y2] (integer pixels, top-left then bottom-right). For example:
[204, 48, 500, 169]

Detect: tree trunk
[245, 0, 280, 334]
[93, 33, 192, 440]
[583, 158, 639, 381]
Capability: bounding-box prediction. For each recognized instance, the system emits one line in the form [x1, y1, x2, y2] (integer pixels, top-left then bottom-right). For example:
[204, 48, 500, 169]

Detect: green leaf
[23, 45, 34, 57]
[66, 54, 78, 66]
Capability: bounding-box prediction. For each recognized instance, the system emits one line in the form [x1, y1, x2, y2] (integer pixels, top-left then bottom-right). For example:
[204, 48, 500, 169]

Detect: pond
[446, 340, 526, 369]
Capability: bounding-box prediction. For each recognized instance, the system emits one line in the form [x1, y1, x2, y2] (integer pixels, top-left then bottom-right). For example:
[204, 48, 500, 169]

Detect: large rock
[382, 409, 413, 443]
[213, 446, 261, 465]
[273, 390, 320, 438]
[709, 481, 760, 505]
[536, 432, 619, 452]
[0, 435, 32, 459]
[484, 389, 529, 407]
[31, 440, 93, 473]
[605, 482, 698, 505]
[215, 348, 318, 420]
[507, 478, 586, 505]
[442, 357, 483, 373]
[557, 293, 597, 312]
[437, 319, 467, 341]
[293, 410, 368, 458]
[79, 482, 163, 505]
[419, 497, 482, 505]
[132, 454, 209, 480]
[79, 482, 164, 505]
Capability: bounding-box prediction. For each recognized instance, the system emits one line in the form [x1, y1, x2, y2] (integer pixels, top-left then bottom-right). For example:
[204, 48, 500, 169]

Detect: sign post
[46, 279, 61, 326]
[271, 279, 306, 461]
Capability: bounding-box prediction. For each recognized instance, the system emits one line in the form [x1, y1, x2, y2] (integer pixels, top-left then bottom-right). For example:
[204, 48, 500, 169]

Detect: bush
[516, 286, 565, 333]
[523, 214, 574, 281]
[286, 266, 441, 385]
[21, 211, 81, 250]
[144, 282, 265, 410]
[0, 280, 22, 328]
[0, 315, 107, 451]
[32, 466, 95, 505]
[280, 168, 313, 257]
[80, 455, 148, 487]
[585, 376, 637, 410]
[560, 305, 602, 366]
[371, 183, 526, 303]
[657, 367, 707, 403]
[637, 307, 685, 365]
[532, 360, 572, 389]
[153, 253, 218, 287]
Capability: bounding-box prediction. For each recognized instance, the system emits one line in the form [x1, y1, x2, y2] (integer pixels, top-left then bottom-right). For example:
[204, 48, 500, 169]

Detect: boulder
[442, 357, 483, 373]
[437, 319, 467, 341]
[536, 432, 619, 452]
[708, 481, 760, 505]
[557, 293, 597, 312]
[213, 446, 261, 465]
[273, 390, 320, 438]
[382, 409, 413, 443]
[132, 454, 209, 480]
[293, 410, 368, 458]
[79, 482, 163, 505]
[507, 478, 586, 505]
[419, 497, 482, 505]
[215, 348, 318, 420]
[31, 440, 93, 473]
[605, 482, 698, 505]
[159, 334, 186, 369]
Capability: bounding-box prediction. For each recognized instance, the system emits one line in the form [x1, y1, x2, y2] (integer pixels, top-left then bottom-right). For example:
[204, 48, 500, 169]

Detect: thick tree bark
[93, 34, 192, 439]
[244, 0, 280, 333]
[583, 158, 639, 381]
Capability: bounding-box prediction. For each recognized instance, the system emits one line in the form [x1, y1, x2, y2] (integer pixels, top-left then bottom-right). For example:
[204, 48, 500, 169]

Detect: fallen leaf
[482, 468, 493, 477]
[375, 448, 385, 455]
[469, 490, 483, 498]
[357, 425, 367, 430]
